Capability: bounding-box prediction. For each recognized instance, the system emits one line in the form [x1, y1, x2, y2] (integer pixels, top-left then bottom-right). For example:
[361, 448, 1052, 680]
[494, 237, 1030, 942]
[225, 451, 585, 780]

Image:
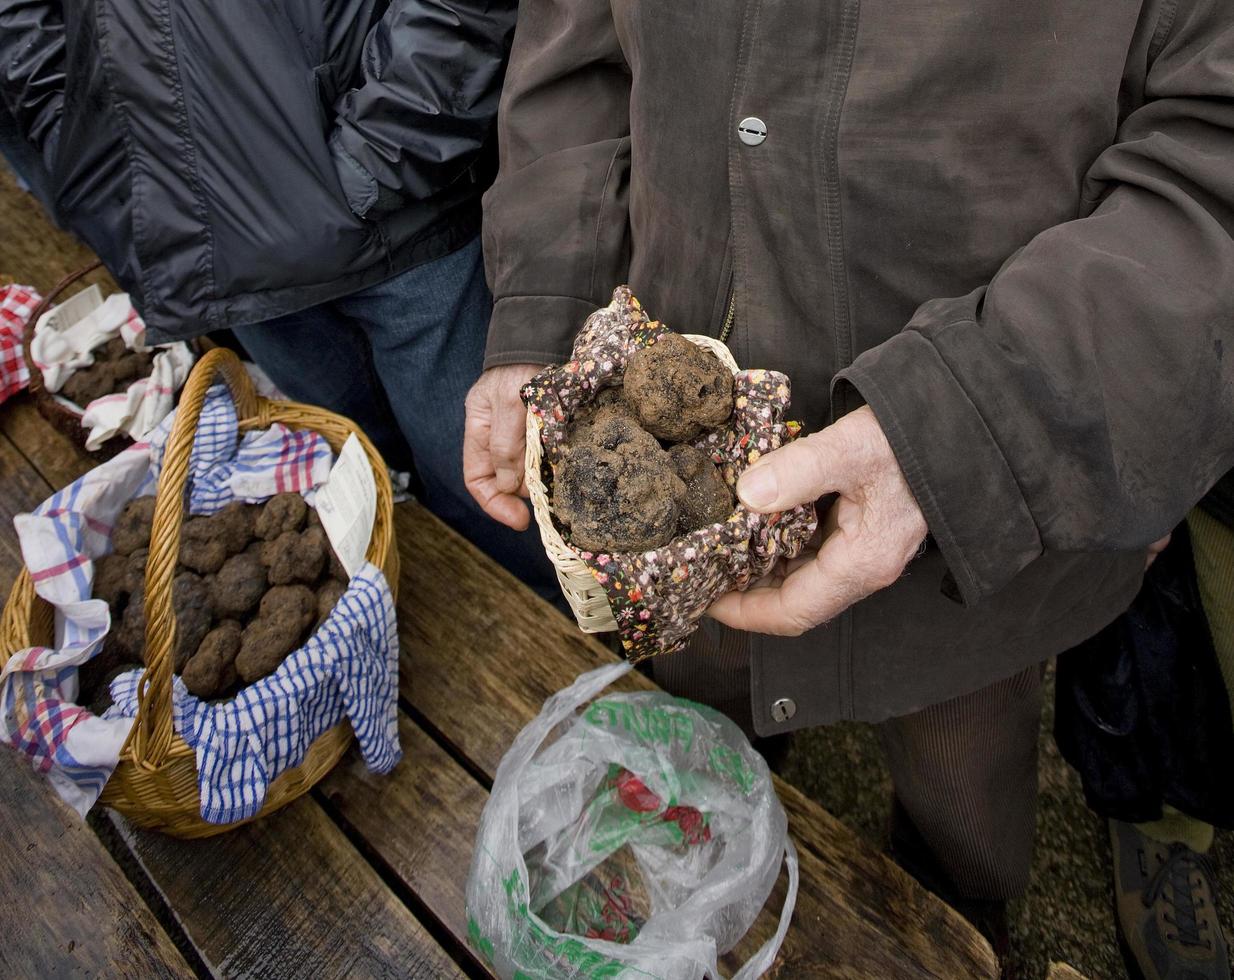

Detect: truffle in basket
[550, 335, 737, 554]
[88, 493, 350, 704]
[523, 286, 816, 661]
[59, 336, 156, 408]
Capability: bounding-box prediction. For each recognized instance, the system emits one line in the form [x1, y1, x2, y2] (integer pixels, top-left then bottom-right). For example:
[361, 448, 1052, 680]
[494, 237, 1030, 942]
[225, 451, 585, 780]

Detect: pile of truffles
[57, 336, 156, 408]
[552, 333, 736, 553]
[81, 492, 348, 709]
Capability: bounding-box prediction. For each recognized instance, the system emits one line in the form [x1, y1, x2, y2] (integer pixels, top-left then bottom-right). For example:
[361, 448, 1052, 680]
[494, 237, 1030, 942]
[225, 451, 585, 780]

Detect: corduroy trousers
[655, 620, 1043, 901]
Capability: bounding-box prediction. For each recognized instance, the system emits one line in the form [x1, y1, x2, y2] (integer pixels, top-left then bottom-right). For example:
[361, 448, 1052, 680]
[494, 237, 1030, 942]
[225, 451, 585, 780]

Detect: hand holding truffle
[708, 406, 928, 636]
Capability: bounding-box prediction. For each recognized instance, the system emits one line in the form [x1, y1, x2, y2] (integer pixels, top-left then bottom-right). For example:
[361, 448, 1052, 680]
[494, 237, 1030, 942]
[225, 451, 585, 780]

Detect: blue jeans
[233, 238, 557, 597]
[0, 104, 60, 223]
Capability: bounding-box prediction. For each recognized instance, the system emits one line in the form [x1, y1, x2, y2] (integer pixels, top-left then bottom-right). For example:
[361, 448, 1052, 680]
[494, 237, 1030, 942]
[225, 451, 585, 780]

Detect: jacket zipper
[719, 289, 736, 344]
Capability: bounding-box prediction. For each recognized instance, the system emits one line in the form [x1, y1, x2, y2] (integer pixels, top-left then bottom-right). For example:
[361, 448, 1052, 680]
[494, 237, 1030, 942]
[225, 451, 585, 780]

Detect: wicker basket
[525, 334, 740, 633]
[0, 347, 398, 837]
[21, 260, 200, 461]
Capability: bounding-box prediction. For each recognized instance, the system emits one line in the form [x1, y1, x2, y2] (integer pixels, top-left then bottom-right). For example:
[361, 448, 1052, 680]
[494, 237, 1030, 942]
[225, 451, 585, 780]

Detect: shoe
[1110, 819, 1231, 980]
[888, 798, 1014, 975]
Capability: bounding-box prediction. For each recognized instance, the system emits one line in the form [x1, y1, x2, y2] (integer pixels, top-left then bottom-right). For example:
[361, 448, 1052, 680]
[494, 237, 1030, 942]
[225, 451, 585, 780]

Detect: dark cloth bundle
[1054, 522, 1234, 828]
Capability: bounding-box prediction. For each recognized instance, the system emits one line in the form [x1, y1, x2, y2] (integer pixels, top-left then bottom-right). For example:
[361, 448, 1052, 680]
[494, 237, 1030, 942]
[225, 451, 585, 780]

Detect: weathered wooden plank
[1, 396, 96, 490]
[110, 796, 466, 980]
[1047, 964, 1090, 980]
[390, 503, 999, 979]
[319, 716, 492, 974]
[0, 752, 195, 979]
[0, 431, 56, 582]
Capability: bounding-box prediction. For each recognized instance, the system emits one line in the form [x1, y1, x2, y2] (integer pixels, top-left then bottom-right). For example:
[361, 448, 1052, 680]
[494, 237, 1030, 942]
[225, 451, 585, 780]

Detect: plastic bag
[466, 662, 798, 979]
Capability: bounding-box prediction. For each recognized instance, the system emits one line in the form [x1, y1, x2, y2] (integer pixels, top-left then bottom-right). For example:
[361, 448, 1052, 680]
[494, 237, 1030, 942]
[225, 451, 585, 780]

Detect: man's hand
[708, 405, 928, 636]
[463, 363, 542, 530]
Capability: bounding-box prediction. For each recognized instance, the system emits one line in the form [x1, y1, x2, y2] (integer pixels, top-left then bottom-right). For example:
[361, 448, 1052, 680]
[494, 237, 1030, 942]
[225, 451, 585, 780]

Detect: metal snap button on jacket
[770, 697, 796, 723]
[738, 116, 767, 146]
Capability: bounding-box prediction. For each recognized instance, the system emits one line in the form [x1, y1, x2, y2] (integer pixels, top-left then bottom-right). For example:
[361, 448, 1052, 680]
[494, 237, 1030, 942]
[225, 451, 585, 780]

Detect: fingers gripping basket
[525, 335, 739, 634]
[0, 348, 399, 837]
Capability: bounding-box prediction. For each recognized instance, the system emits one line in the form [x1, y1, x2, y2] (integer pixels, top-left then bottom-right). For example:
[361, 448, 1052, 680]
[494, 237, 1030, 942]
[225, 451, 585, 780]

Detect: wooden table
[0, 393, 1001, 978]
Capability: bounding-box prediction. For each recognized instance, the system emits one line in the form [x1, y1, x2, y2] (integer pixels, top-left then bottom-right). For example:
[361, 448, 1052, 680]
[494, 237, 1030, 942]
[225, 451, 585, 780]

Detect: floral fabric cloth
[522, 286, 817, 661]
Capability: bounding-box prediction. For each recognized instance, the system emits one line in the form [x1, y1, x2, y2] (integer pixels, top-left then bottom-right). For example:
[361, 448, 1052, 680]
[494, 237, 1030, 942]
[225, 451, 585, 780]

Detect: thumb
[736, 429, 847, 513]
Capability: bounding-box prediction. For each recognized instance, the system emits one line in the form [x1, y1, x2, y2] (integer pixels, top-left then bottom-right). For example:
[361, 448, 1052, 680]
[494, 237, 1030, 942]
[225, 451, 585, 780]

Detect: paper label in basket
[316, 433, 376, 580]
[36, 283, 103, 336]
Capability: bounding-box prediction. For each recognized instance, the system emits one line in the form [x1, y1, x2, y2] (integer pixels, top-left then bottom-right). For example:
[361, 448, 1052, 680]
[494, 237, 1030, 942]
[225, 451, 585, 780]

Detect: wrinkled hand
[708, 406, 928, 636]
[463, 363, 542, 530]
[1146, 533, 1171, 569]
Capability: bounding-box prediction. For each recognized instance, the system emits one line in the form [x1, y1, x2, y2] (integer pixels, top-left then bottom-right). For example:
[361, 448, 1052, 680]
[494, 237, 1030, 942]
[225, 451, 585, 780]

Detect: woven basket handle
[130, 347, 260, 768]
[22, 260, 105, 395]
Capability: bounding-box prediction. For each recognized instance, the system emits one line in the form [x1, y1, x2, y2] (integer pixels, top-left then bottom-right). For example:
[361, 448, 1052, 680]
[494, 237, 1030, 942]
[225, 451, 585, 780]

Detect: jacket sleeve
[0, 0, 65, 161]
[480, 0, 632, 368]
[836, 0, 1234, 605]
[328, 0, 518, 220]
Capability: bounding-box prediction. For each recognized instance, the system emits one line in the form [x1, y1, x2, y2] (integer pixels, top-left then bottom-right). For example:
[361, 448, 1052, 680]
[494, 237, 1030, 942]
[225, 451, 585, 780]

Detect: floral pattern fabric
[522, 286, 818, 661]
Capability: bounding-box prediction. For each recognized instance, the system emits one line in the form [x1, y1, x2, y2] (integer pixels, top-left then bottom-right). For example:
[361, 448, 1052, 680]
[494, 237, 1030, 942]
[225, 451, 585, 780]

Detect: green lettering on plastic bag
[584, 700, 694, 752]
[709, 744, 756, 794]
[467, 917, 495, 964]
[488, 866, 634, 979]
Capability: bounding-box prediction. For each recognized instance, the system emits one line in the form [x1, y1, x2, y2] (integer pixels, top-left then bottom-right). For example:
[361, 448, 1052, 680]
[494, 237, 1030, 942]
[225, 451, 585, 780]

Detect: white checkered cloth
[2, 385, 401, 822]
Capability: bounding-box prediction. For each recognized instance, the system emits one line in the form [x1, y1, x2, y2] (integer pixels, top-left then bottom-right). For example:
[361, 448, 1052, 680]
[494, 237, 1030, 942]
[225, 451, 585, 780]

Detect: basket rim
[524, 332, 741, 634]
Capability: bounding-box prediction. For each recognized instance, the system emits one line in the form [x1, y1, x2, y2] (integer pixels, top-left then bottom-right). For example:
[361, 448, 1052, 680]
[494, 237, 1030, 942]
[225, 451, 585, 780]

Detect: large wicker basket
[524, 334, 740, 633]
[0, 347, 398, 837]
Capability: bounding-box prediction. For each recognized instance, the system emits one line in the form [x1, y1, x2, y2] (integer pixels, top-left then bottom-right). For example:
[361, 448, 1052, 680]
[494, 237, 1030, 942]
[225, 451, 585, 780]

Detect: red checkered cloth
[0, 284, 41, 405]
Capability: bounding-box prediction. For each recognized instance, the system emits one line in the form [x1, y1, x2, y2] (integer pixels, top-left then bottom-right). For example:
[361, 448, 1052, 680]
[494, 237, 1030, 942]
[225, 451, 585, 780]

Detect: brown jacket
[482, 0, 1234, 731]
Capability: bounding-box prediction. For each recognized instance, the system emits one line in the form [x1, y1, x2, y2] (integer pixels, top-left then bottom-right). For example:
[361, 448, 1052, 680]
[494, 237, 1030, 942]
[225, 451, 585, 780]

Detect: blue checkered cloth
[106, 560, 399, 823]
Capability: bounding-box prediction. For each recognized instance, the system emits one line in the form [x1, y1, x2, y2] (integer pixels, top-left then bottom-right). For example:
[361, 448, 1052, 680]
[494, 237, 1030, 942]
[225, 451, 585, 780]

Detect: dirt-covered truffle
[111, 351, 151, 387]
[255, 492, 308, 541]
[125, 548, 149, 593]
[623, 333, 733, 441]
[179, 503, 256, 573]
[109, 580, 146, 661]
[171, 572, 214, 672]
[568, 403, 660, 456]
[81, 658, 141, 716]
[57, 337, 156, 407]
[328, 546, 347, 583]
[61, 363, 118, 407]
[316, 579, 347, 627]
[553, 444, 685, 553]
[178, 524, 227, 574]
[668, 445, 734, 530]
[235, 585, 316, 683]
[211, 550, 268, 619]
[93, 553, 132, 609]
[112, 497, 156, 556]
[262, 526, 328, 585]
[181, 621, 242, 699]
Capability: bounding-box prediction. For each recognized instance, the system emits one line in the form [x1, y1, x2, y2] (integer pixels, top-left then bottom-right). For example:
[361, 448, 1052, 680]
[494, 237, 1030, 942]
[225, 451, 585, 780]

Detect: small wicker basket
[21, 261, 133, 459]
[524, 334, 740, 633]
[0, 347, 398, 837]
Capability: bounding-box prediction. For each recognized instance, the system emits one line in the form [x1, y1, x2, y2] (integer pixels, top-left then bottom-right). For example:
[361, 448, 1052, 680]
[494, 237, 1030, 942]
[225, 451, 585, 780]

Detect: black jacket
[0, 0, 516, 342]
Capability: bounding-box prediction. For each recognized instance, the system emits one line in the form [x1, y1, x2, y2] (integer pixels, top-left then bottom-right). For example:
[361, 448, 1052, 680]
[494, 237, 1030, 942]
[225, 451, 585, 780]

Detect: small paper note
[315, 434, 377, 580]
